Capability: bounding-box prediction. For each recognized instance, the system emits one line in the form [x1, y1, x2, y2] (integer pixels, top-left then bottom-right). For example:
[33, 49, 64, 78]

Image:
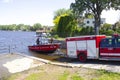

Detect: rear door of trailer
[67, 40, 77, 58]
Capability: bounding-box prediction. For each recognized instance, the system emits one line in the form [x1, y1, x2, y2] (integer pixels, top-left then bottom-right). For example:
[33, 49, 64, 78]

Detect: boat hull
[28, 43, 59, 53]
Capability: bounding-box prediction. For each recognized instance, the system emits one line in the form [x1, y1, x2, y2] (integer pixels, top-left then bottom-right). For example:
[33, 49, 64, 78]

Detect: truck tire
[78, 53, 87, 62]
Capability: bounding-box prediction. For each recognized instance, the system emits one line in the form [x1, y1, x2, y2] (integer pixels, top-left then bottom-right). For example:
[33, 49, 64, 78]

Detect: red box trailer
[66, 35, 120, 62]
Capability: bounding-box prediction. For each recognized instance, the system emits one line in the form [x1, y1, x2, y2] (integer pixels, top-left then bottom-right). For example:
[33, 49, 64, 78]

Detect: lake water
[0, 31, 65, 60]
[0, 31, 36, 55]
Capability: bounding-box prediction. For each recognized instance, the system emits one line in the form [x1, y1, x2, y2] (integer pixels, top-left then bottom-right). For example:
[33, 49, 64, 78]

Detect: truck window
[100, 38, 115, 48]
[100, 39, 106, 47]
[116, 38, 120, 47]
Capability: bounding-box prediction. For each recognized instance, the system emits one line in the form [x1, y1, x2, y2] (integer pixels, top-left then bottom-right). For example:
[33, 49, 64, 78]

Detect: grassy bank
[3, 64, 120, 80]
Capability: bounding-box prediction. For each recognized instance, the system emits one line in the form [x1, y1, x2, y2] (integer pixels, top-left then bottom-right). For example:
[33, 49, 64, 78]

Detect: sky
[0, 0, 120, 26]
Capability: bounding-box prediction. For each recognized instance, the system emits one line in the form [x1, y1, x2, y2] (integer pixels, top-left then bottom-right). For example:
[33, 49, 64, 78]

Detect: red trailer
[66, 35, 120, 62]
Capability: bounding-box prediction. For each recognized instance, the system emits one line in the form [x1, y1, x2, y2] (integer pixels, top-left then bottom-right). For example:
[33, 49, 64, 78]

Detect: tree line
[0, 23, 42, 31]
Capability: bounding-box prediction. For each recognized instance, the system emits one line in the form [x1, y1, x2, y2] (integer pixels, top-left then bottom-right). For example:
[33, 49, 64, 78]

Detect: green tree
[53, 8, 77, 37]
[32, 23, 42, 31]
[100, 24, 114, 35]
[85, 13, 94, 19]
[57, 15, 76, 37]
[113, 21, 120, 33]
[70, 0, 120, 35]
[100, 23, 112, 31]
[53, 15, 61, 34]
[11, 24, 17, 30]
[53, 8, 72, 19]
[79, 27, 94, 35]
[17, 24, 25, 30]
[0, 24, 31, 31]
[100, 23, 113, 35]
[53, 8, 73, 28]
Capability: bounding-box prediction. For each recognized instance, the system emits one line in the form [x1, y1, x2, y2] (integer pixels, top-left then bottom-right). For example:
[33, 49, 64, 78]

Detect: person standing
[50, 37, 53, 43]
[36, 37, 39, 45]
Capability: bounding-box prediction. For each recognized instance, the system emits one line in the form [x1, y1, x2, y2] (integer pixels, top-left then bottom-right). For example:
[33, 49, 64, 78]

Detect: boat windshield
[35, 32, 50, 45]
[39, 36, 48, 44]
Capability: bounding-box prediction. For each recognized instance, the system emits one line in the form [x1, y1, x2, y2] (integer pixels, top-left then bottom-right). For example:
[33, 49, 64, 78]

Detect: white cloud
[2, 0, 13, 3]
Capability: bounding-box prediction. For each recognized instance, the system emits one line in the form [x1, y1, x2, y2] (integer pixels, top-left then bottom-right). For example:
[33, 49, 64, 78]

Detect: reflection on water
[0, 31, 66, 61]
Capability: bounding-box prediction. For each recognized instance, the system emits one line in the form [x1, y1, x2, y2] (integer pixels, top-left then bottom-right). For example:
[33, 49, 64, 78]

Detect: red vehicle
[66, 35, 120, 62]
[28, 43, 60, 53]
[28, 33, 60, 53]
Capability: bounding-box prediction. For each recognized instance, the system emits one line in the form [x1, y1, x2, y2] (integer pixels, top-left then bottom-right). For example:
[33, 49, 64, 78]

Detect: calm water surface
[0, 31, 52, 57]
[0, 31, 63, 60]
[0, 31, 36, 54]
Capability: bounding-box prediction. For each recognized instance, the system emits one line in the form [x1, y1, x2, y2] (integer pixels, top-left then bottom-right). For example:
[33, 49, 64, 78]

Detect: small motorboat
[28, 33, 60, 53]
[28, 43, 60, 53]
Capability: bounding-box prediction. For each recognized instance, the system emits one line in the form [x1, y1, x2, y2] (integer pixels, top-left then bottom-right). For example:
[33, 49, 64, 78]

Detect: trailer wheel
[78, 53, 87, 62]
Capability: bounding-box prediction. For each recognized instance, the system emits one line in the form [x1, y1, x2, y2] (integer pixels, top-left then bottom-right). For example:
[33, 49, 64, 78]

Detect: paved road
[54, 57, 120, 72]
[35, 51, 120, 73]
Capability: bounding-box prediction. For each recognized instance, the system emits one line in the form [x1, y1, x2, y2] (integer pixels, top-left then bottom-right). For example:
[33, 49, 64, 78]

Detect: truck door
[100, 38, 115, 57]
[114, 38, 120, 56]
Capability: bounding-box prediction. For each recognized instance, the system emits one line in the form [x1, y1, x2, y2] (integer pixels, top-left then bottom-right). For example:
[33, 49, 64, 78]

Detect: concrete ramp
[0, 53, 45, 78]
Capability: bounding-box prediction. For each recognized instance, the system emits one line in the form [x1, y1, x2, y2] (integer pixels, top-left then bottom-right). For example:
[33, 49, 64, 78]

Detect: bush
[53, 34, 59, 39]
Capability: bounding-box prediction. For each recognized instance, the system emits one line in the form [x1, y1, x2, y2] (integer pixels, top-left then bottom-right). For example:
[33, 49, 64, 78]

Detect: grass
[3, 65, 120, 80]
[58, 71, 84, 80]
[25, 72, 42, 80]
[57, 38, 65, 40]
[4, 73, 20, 80]
[92, 69, 120, 80]
[58, 71, 69, 80]
[71, 73, 84, 80]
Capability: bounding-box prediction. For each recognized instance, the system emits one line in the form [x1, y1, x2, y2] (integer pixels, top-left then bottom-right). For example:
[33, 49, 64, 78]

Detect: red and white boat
[28, 33, 60, 53]
[28, 43, 60, 53]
